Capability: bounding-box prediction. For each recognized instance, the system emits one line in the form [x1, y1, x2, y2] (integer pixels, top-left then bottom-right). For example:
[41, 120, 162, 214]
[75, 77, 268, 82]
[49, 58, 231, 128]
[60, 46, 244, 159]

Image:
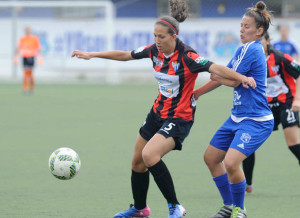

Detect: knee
[204, 151, 218, 168]
[142, 149, 159, 167]
[224, 158, 237, 175]
[203, 152, 211, 166]
[131, 156, 146, 172]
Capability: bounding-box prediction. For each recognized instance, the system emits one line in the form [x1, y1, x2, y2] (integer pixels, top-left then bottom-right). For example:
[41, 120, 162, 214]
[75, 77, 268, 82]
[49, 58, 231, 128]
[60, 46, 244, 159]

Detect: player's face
[240, 16, 263, 44]
[154, 24, 176, 55]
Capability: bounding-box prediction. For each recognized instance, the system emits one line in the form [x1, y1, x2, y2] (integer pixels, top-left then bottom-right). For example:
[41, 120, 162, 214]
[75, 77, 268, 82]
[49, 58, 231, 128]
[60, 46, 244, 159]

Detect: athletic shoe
[245, 185, 253, 193]
[230, 207, 247, 218]
[210, 205, 233, 218]
[168, 203, 186, 218]
[113, 204, 151, 218]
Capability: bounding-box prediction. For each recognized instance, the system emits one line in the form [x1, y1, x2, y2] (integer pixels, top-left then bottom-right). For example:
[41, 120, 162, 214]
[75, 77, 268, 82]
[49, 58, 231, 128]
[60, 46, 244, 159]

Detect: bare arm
[193, 80, 221, 100]
[292, 77, 300, 112]
[208, 63, 256, 89]
[71, 50, 134, 61]
[211, 73, 241, 88]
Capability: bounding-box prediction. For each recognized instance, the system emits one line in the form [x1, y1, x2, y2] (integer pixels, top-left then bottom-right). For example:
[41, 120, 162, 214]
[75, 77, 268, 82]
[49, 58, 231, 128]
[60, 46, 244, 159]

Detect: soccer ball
[48, 147, 81, 180]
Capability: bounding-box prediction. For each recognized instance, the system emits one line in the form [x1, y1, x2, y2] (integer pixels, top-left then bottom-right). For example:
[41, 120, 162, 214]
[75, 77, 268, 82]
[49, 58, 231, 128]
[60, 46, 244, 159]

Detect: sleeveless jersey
[131, 38, 213, 121]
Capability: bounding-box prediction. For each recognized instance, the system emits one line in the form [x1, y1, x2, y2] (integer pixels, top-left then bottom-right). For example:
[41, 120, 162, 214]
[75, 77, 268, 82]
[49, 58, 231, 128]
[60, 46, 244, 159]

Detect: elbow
[232, 81, 241, 87]
[210, 73, 217, 81]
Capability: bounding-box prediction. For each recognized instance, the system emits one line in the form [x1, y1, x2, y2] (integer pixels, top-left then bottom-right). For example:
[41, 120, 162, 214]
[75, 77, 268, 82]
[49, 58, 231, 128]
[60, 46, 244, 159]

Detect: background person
[72, 0, 255, 217]
[194, 1, 273, 217]
[14, 26, 42, 94]
[273, 24, 300, 62]
[242, 31, 300, 193]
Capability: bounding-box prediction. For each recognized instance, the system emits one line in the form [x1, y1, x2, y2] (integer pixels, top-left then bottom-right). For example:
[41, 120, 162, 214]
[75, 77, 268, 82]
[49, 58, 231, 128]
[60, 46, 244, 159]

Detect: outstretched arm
[71, 50, 134, 61]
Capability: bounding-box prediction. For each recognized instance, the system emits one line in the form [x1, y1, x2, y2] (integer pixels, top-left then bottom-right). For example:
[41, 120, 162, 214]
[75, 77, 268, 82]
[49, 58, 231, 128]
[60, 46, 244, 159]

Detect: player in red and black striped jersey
[243, 31, 300, 193]
[72, 1, 255, 217]
[131, 38, 218, 121]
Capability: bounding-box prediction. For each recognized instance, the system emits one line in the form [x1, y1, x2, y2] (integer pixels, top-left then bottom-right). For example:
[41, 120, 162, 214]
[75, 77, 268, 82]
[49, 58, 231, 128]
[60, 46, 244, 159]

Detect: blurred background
[0, 0, 300, 84]
[2, 2, 300, 217]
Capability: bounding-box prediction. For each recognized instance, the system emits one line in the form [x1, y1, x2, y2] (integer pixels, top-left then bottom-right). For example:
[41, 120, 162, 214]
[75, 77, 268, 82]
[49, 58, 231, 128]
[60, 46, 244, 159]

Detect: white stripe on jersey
[233, 41, 255, 71]
[231, 114, 274, 123]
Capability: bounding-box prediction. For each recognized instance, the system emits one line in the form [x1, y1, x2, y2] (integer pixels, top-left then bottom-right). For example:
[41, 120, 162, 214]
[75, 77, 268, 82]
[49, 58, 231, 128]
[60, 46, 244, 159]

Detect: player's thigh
[224, 148, 247, 169]
[204, 144, 227, 165]
[143, 133, 175, 164]
[280, 105, 300, 145]
[209, 117, 235, 152]
[283, 125, 300, 145]
[230, 119, 274, 157]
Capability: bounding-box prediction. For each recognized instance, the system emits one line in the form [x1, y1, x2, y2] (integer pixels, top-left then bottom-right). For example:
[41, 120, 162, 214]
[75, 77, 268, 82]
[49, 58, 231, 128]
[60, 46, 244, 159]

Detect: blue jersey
[227, 40, 272, 118]
[273, 40, 298, 58]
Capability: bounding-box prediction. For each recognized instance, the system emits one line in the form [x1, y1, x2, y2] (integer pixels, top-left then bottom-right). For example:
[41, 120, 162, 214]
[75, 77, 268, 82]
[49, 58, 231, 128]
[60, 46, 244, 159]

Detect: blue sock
[213, 173, 233, 206]
[230, 180, 246, 209]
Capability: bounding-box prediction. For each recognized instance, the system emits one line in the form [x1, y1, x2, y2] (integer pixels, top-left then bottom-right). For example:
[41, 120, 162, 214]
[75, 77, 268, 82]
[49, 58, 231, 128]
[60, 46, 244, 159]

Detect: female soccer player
[14, 26, 42, 94]
[193, 2, 273, 218]
[242, 31, 300, 193]
[72, 1, 255, 217]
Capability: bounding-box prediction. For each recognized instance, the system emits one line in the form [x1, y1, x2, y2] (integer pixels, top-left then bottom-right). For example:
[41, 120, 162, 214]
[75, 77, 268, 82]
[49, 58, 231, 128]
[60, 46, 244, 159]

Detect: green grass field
[1, 83, 299, 218]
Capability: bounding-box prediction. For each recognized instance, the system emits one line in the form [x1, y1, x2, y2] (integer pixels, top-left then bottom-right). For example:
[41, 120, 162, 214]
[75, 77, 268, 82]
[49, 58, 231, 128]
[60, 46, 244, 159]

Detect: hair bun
[256, 1, 266, 11]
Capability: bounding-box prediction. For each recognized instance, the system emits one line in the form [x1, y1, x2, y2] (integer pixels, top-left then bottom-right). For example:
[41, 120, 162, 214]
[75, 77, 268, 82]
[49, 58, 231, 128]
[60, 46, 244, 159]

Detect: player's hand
[71, 50, 92, 60]
[193, 89, 201, 100]
[292, 99, 300, 112]
[241, 76, 256, 89]
[37, 54, 43, 65]
[13, 55, 19, 65]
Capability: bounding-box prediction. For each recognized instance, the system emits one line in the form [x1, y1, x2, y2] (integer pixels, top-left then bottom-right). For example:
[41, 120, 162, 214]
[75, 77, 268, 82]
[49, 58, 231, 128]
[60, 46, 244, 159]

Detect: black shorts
[269, 102, 300, 131]
[23, 57, 35, 69]
[139, 108, 193, 150]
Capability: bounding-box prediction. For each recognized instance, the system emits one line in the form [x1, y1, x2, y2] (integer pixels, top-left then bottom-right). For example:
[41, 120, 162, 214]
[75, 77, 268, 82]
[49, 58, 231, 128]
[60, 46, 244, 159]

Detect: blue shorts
[210, 117, 274, 157]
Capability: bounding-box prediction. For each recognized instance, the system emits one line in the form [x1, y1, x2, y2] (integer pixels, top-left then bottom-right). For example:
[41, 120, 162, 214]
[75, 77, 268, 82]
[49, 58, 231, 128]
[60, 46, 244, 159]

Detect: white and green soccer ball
[48, 147, 81, 180]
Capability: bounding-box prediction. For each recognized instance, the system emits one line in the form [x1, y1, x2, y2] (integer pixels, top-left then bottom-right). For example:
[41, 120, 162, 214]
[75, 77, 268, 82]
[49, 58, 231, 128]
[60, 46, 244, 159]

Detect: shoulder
[270, 47, 285, 59]
[272, 40, 281, 45]
[133, 43, 156, 54]
[176, 39, 196, 54]
[240, 41, 263, 57]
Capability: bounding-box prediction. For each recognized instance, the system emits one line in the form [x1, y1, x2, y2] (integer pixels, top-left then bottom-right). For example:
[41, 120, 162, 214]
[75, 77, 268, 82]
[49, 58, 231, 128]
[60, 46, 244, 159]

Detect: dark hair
[155, 0, 189, 35]
[244, 1, 272, 36]
[262, 31, 272, 52]
[263, 31, 270, 42]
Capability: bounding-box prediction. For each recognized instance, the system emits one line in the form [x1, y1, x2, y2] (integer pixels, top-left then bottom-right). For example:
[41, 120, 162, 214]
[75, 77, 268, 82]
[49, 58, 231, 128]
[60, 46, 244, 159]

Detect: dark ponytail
[244, 1, 273, 36]
[156, 0, 189, 35]
[263, 31, 272, 52]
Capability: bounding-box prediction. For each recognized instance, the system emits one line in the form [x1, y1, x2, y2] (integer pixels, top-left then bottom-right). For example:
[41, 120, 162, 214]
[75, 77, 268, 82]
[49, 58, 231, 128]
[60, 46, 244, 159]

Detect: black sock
[242, 152, 255, 185]
[131, 170, 149, 210]
[288, 144, 300, 165]
[148, 159, 179, 205]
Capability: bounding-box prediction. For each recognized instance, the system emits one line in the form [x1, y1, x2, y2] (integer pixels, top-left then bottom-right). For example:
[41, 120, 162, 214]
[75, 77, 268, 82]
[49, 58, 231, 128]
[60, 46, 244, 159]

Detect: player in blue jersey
[193, 2, 273, 218]
[273, 25, 299, 62]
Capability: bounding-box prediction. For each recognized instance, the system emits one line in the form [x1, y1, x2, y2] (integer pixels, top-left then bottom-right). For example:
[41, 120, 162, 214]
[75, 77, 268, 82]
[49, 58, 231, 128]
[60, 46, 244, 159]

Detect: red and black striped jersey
[266, 47, 300, 104]
[131, 38, 213, 121]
